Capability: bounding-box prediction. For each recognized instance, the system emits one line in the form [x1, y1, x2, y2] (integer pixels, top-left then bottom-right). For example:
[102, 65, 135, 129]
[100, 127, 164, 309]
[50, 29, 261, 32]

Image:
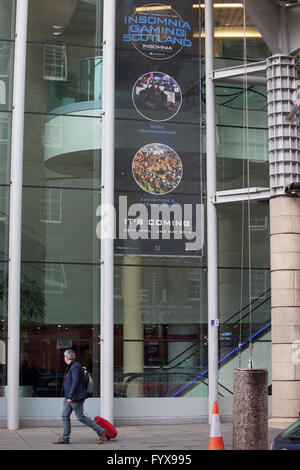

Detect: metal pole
[205, 0, 219, 420]
[100, 0, 116, 423]
[7, 0, 28, 430]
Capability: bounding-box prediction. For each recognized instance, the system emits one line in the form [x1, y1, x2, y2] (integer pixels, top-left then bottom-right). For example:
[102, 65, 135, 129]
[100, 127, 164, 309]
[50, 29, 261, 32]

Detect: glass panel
[218, 202, 271, 395]
[199, 1, 271, 64]
[0, 1, 15, 41]
[218, 202, 270, 269]
[22, 187, 101, 263]
[218, 267, 271, 396]
[216, 155, 269, 191]
[18, 262, 100, 397]
[0, 42, 14, 111]
[214, 40, 270, 65]
[0, 261, 8, 390]
[20, 262, 100, 326]
[219, 267, 271, 326]
[114, 259, 207, 398]
[215, 82, 268, 190]
[20, 338, 100, 397]
[115, 333, 207, 398]
[0, 112, 12, 185]
[47, 54, 102, 113]
[27, 0, 103, 47]
[25, 44, 102, 115]
[0, 185, 9, 260]
[23, 113, 101, 188]
[216, 83, 267, 129]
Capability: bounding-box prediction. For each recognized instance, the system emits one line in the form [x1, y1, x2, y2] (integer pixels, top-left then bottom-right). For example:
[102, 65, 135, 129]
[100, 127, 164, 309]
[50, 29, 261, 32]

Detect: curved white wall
[44, 106, 102, 163]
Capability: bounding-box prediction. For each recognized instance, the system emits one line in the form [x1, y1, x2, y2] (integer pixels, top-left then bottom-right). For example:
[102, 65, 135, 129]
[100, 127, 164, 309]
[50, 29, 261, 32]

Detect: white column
[205, 0, 219, 420]
[7, 0, 28, 430]
[100, 0, 116, 423]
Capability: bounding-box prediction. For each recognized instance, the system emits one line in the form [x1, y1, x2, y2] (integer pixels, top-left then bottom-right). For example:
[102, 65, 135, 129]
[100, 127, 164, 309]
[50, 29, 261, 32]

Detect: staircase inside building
[120, 289, 271, 398]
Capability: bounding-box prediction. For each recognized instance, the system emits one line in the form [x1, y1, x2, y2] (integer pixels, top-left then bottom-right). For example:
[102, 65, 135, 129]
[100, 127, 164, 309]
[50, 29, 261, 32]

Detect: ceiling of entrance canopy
[27, 0, 99, 45]
[199, 0, 300, 40]
[199, 1, 260, 39]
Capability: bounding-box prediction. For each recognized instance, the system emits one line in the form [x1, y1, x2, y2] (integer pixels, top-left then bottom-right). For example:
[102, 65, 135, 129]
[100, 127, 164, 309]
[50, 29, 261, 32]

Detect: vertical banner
[114, 0, 203, 256]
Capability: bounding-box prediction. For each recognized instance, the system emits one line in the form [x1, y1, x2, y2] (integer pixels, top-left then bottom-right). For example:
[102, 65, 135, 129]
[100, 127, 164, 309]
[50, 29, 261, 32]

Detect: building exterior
[0, 0, 299, 429]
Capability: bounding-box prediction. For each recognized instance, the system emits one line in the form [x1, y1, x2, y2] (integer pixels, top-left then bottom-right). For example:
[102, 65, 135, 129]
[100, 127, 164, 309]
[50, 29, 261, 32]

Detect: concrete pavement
[0, 422, 284, 451]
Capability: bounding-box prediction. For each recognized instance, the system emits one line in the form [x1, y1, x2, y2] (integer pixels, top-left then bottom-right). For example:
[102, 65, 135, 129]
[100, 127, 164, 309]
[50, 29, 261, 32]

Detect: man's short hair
[64, 349, 76, 360]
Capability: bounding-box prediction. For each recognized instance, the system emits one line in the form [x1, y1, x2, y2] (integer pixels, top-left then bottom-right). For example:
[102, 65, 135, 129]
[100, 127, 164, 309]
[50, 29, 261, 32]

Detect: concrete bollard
[233, 368, 268, 450]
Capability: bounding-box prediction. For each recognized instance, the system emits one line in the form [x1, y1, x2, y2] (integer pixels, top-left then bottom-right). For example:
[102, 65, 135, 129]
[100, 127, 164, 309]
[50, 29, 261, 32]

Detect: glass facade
[0, 0, 14, 396]
[18, 0, 103, 401]
[216, 82, 269, 191]
[0, 0, 273, 420]
[211, 0, 271, 397]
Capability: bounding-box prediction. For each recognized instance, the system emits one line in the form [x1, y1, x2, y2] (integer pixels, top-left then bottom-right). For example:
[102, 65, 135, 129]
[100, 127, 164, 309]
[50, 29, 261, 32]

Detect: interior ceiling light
[134, 3, 244, 10]
[196, 28, 262, 38]
[196, 3, 244, 8]
[135, 5, 172, 12]
[52, 25, 63, 37]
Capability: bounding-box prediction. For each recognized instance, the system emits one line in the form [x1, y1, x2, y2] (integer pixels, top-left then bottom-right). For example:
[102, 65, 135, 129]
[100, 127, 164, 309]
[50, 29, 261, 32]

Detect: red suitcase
[94, 416, 118, 440]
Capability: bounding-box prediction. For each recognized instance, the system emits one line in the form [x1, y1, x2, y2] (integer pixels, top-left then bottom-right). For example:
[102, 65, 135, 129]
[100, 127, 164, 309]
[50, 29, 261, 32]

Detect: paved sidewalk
[0, 422, 284, 451]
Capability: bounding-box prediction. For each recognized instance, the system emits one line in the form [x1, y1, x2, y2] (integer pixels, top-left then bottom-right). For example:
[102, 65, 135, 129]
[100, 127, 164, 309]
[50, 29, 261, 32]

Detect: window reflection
[27, 0, 103, 47]
[0, 113, 12, 185]
[215, 79, 268, 191]
[0, 0, 15, 41]
[0, 261, 7, 391]
[23, 114, 102, 188]
[18, 325, 208, 399]
[0, 43, 13, 111]
[0, 186, 9, 259]
[20, 333, 99, 397]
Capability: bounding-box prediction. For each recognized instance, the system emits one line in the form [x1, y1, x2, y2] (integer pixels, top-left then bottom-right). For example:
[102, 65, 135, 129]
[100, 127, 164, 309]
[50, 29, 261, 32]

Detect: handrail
[161, 343, 199, 369]
[224, 287, 271, 325]
[117, 286, 272, 397]
[118, 315, 271, 398]
[169, 318, 271, 397]
[159, 286, 271, 372]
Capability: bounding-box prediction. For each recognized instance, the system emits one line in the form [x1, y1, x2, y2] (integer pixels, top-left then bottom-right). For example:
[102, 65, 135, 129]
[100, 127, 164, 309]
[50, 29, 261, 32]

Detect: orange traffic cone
[208, 401, 225, 450]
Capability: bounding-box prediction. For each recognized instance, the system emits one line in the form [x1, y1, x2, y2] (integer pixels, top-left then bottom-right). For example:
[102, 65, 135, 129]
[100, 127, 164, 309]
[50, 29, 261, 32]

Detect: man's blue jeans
[62, 398, 105, 441]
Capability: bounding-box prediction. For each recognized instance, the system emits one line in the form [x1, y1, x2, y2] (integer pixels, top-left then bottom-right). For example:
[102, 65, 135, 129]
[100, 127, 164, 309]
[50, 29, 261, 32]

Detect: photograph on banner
[116, 53, 199, 125]
[132, 71, 182, 122]
[115, 118, 200, 195]
[132, 142, 183, 195]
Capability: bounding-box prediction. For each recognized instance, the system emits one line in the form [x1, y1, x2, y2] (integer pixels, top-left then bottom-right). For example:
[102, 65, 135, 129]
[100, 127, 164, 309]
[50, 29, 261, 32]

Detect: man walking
[52, 349, 106, 445]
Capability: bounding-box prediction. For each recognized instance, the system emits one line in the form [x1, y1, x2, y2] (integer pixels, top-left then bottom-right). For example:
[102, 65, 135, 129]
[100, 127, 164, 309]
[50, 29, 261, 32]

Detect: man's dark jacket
[63, 360, 87, 401]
